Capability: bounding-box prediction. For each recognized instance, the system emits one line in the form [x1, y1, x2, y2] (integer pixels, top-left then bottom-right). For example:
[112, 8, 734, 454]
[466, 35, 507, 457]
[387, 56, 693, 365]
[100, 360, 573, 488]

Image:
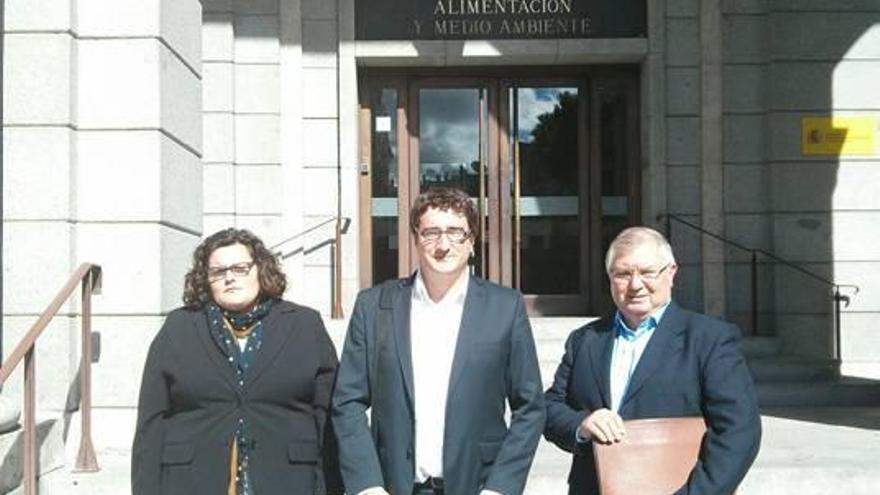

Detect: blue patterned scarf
[204, 298, 275, 495]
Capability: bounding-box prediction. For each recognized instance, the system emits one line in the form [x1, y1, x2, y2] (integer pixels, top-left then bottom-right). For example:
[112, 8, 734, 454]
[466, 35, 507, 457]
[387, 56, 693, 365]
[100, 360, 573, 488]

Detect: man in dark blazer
[544, 226, 761, 495]
[332, 188, 545, 495]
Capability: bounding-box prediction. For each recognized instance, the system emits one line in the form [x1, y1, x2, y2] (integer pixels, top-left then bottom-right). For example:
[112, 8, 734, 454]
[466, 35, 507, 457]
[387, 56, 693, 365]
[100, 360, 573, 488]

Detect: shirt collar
[413, 269, 469, 306]
[614, 300, 671, 341]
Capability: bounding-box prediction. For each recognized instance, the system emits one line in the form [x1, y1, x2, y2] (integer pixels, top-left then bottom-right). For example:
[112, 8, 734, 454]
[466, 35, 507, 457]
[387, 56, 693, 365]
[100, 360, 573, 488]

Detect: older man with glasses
[544, 226, 761, 495]
[333, 187, 545, 495]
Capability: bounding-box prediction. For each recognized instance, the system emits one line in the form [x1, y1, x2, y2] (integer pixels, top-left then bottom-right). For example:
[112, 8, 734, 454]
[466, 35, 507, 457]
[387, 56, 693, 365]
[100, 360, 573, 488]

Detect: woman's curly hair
[182, 228, 287, 307]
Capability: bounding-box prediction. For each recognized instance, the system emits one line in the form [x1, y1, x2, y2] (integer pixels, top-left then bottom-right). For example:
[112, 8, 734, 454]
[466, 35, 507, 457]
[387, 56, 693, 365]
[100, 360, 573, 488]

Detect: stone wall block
[234, 165, 283, 214]
[234, 15, 280, 63]
[667, 165, 701, 215]
[203, 163, 235, 213]
[771, 213, 833, 262]
[769, 161, 836, 212]
[722, 64, 763, 113]
[3, 128, 73, 220]
[1, 317, 78, 411]
[203, 113, 235, 163]
[235, 64, 280, 113]
[203, 13, 235, 61]
[203, 214, 236, 235]
[4, 34, 73, 126]
[666, 67, 699, 116]
[78, 39, 160, 129]
[667, 0, 697, 17]
[302, 119, 339, 167]
[2, 222, 73, 314]
[303, 20, 339, 68]
[234, 0, 278, 15]
[77, 131, 161, 221]
[161, 135, 203, 232]
[302, 68, 339, 118]
[74, 224, 195, 314]
[723, 115, 764, 163]
[770, 13, 880, 61]
[833, 262, 880, 313]
[666, 116, 700, 165]
[5, 0, 73, 31]
[723, 165, 768, 214]
[203, 62, 234, 112]
[234, 114, 280, 164]
[722, 14, 766, 64]
[90, 316, 167, 407]
[302, 0, 337, 20]
[665, 18, 699, 67]
[235, 214, 284, 246]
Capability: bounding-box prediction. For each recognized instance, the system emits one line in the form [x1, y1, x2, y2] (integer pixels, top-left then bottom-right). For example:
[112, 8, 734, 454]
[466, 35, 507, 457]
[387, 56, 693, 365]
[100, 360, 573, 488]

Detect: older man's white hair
[605, 226, 676, 274]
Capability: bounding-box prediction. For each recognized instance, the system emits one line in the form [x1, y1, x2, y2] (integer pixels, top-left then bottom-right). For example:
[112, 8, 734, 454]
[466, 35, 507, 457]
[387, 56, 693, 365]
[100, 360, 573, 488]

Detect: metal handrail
[0, 263, 102, 494]
[660, 214, 859, 364]
[268, 217, 351, 320]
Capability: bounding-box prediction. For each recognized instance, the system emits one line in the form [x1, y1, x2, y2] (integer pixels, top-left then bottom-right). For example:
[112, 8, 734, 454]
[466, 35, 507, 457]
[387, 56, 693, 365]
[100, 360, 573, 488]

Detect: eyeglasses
[610, 263, 670, 283]
[207, 261, 255, 282]
[418, 227, 472, 244]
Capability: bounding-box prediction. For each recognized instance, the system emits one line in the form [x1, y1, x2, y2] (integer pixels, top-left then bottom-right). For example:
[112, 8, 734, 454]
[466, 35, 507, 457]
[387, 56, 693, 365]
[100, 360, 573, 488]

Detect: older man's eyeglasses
[610, 263, 670, 283]
[207, 261, 255, 282]
[418, 227, 472, 244]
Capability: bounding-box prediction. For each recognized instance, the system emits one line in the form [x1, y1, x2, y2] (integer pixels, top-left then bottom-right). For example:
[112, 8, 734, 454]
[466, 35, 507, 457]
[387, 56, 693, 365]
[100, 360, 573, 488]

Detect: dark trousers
[412, 477, 444, 495]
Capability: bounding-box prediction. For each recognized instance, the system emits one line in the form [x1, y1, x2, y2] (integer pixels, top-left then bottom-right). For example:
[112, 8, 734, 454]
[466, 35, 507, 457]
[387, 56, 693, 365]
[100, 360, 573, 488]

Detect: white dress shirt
[410, 269, 468, 482]
[356, 271, 503, 495]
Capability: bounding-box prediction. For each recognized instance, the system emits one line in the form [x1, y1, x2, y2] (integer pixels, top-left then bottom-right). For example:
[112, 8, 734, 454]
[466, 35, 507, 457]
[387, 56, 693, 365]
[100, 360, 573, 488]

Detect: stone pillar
[5, 0, 203, 451]
[700, 0, 726, 317]
[3, 0, 79, 411]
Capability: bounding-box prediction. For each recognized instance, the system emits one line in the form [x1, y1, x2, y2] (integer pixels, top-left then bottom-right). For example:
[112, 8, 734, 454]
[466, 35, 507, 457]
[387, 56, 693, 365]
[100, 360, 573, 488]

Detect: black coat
[544, 302, 762, 495]
[132, 300, 342, 495]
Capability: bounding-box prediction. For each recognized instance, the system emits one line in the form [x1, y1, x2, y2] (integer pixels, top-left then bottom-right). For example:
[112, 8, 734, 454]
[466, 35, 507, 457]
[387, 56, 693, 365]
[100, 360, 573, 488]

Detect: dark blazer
[544, 302, 761, 495]
[332, 275, 546, 495]
[132, 300, 342, 495]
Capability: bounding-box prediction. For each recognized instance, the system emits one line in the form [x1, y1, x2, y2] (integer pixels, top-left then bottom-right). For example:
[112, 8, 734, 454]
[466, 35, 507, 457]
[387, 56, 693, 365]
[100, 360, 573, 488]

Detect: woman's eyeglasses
[207, 261, 255, 282]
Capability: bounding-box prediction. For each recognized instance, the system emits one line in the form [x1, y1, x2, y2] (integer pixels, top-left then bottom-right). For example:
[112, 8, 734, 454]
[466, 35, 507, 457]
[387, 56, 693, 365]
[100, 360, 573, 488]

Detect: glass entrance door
[359, 70, 640, 315]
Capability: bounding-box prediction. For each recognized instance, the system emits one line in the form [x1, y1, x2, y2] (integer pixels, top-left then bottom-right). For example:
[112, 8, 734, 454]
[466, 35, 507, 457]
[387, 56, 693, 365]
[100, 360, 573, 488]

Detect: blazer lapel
[588, 317, 615, 408]
[620, 302, 687, 407]
[245, 301, 297, 389]
[447, 276, 487, 394]
[388, 276, 415, 409]
[195, 310, 241, 394]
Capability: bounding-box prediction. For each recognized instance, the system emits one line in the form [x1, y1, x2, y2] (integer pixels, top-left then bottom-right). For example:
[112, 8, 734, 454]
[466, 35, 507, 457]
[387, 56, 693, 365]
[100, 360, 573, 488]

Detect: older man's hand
[579, 408, 626, 444]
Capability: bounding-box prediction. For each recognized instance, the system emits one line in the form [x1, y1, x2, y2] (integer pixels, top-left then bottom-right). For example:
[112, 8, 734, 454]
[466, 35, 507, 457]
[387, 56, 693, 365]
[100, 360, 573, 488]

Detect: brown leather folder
[592, 417, 708, 495]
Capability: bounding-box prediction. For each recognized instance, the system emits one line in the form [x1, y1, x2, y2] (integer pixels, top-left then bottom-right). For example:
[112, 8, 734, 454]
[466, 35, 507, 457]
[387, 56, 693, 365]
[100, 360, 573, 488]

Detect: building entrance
[358, 68, 640, 315]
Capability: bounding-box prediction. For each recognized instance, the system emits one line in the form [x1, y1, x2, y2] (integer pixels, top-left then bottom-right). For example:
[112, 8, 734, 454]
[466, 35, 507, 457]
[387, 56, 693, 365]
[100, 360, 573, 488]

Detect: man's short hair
[409, 187, 480, 239]
[605, 226, 676, 273]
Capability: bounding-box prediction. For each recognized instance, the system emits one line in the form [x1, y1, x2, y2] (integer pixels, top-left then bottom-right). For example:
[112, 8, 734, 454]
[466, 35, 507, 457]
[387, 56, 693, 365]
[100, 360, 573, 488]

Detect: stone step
[756, 378, 880, 407]
[741, 336, 783, 358]
[748, 356, 838, 382]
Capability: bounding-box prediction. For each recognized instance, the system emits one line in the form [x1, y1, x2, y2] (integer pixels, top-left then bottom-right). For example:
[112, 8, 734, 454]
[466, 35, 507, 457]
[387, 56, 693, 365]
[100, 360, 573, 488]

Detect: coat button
[406, 446, 413, 459]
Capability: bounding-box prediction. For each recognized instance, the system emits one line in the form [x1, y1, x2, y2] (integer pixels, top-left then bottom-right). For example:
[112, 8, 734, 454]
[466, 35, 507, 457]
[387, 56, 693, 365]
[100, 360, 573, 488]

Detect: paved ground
[28, 406, 880, 494]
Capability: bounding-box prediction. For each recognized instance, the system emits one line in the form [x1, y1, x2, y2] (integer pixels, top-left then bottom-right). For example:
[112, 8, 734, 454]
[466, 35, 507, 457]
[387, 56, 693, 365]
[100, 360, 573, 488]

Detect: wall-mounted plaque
[802, 116, 878, 156]
[355, 0, 646, 40]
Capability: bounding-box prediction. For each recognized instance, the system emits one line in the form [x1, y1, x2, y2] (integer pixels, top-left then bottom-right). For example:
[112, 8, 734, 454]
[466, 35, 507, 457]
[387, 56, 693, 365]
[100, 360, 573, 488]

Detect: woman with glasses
[133, 228, 342, 495]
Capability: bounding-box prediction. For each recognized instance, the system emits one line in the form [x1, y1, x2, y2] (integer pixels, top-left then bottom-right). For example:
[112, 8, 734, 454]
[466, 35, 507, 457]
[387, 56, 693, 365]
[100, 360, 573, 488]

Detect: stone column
[700, 0, 726, 317]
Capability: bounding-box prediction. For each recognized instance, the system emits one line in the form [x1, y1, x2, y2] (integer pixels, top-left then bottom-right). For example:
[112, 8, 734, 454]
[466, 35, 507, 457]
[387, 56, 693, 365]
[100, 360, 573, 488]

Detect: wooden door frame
[358, 68, 642, 316]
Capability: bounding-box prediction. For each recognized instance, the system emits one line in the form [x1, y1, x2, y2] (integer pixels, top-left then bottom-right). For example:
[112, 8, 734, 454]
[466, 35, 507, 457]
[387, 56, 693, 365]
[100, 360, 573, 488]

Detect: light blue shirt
[609, 301, 670, 413]
[575, 302, 671, 444]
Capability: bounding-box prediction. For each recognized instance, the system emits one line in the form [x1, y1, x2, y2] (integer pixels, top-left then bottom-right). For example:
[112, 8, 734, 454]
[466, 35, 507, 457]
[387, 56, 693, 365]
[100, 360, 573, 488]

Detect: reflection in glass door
[506, 85, 589, 312]
[416, 87, 488, 278]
